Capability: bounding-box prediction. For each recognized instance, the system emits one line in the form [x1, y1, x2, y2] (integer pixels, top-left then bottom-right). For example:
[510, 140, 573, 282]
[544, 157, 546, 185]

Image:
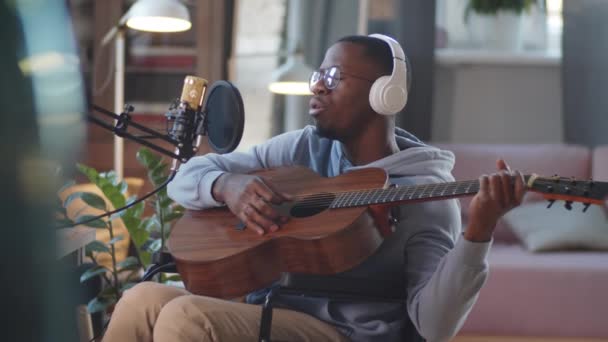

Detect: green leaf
[80, 192, 108, 211]
[147, 239, 162, 253]
[163, 211, 183, 223]
[77, 164, 99, 184]
[110, 210, 126, 220]
[125, 200, 145, 220]
[140, 216, 160, 233]
[75, 215, 107, 228]
[119, 180, 128, 194]
[139, 251, 152, 267]
[136, 148, 162, 170]
[101, 183, 126, 209]
[163, 274, 182, 282]
[80, 265, 109, 283]
[108, 235, 124, 245]
[124, 216, 148, 247]
[159, 195, 174, 207]
[87, 296, 117, 314]
[85, 240, 110, 254]
[100, 170, 118, 185]
[117, 256, 140, 270]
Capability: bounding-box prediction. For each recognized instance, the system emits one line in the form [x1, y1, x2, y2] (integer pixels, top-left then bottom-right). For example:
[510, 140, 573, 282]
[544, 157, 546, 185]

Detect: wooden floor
[453, 336, 608, 342]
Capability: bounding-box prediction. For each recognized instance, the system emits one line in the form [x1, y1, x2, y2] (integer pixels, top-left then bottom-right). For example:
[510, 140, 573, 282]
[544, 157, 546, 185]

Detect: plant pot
[468, 10, 524, 50]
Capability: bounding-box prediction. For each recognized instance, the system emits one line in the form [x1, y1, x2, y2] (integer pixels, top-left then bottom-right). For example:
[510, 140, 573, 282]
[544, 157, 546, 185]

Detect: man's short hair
[337, 35, 412, 91]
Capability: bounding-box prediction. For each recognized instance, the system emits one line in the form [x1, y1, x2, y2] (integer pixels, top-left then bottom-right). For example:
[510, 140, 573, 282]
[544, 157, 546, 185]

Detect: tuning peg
[583, 203, 591, 213]
[547, 199, 556, 208]
[564, 201, 573, 210]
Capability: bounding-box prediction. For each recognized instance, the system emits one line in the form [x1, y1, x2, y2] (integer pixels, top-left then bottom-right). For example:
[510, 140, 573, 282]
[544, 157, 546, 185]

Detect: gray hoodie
[168, 126, 491, 342]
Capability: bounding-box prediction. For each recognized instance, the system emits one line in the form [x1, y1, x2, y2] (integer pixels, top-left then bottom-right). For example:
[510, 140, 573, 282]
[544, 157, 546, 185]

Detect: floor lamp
[101, 0, 191, 179]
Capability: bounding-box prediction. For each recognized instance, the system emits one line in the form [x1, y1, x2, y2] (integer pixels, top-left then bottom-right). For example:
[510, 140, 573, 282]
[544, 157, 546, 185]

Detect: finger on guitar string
[489, 173, 506, 209]
[499, 170, 513, 209]
[240, 204, 265, 235]
[514, 170, 525, 206]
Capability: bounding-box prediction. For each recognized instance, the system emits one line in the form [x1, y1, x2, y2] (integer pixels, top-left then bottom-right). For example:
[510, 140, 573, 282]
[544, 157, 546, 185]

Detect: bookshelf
[69, 0, 231, 190]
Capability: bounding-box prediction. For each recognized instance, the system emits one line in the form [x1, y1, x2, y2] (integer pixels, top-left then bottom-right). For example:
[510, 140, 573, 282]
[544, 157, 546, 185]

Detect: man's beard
[313, 120, 339, 140]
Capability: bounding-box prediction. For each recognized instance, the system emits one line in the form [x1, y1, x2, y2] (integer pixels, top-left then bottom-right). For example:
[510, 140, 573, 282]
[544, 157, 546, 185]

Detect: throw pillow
[503, 201, 608, 252]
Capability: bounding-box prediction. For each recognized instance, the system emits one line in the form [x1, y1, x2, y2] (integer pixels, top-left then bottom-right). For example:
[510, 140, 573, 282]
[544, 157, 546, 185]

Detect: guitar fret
[333, 193, 345, 208]
[465, 181, 473, 194]
[381, 188, 392, 204]
[370, 189, 379, 204]
[345, 191, 355, 207]
[427, 183, 437, 197]
[331, 179, 487, 209]
[361, 190, 371, 203]
[419, 184, 429, 199]
[390, 187, 399, 202]
[350, 190, 361, 207]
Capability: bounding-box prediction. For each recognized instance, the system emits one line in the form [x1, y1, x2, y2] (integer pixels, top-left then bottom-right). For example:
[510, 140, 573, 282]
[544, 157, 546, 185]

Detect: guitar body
[167, 166, 388, 298]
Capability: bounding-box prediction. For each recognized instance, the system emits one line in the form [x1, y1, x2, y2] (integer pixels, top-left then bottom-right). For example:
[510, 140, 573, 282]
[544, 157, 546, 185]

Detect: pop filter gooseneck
[200, 80, 245, 154]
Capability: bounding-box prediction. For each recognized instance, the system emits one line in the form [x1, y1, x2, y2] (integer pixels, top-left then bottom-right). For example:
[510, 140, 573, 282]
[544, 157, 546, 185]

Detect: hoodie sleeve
[167, 129, 309, 210]
[400, 195, 492, 342]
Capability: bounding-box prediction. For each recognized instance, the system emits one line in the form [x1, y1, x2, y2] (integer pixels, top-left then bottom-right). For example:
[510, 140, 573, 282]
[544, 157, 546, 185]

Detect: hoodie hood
[345, 127, 455, 183]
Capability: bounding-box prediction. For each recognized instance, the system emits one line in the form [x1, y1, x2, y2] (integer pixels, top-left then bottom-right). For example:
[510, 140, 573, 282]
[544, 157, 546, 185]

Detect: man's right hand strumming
[212, 173, 291, 235]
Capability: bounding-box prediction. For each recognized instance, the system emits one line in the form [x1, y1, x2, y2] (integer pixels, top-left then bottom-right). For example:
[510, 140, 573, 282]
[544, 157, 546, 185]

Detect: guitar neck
[330, 175, 532, 209]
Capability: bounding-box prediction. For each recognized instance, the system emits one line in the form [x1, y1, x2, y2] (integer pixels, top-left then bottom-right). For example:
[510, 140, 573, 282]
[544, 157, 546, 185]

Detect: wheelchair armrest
[277, 273, 406, 303]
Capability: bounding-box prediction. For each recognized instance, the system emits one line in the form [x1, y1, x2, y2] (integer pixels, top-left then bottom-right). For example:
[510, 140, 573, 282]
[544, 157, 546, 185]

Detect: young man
[102, 35, 525, 342]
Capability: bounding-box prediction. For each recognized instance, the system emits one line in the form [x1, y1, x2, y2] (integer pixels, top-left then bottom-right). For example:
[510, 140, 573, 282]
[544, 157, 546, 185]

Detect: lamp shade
[126, 0, 191, 33]
[268, 53, 313, 95]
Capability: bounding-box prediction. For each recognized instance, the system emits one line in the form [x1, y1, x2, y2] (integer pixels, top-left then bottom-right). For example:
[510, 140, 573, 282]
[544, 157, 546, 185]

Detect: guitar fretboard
[330, 180, 481, 209]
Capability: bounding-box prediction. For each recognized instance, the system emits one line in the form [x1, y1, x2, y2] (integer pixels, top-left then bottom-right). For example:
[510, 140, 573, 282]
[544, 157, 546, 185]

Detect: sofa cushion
[503, 202, 608, 252]
[593, 145, 608, 181]
[433, 143, 592, 243]
[461, 244, 608, 337]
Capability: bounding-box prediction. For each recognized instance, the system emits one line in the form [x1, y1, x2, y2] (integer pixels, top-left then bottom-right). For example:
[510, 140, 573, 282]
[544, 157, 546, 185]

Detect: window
[230, 0, 287, 150]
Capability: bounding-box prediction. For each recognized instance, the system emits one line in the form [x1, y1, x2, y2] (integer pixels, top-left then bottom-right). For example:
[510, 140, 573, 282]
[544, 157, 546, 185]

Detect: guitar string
[289, 180, 482, 208]
[285, 177, 588, 209]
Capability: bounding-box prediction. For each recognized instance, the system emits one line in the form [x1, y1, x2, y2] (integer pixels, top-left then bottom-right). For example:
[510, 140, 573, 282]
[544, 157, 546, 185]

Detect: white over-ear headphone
[367, 34, 408, 115]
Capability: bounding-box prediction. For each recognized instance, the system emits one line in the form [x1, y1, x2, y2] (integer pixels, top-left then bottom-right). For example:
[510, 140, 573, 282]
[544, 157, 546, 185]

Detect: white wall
[431, 52, 563, 144]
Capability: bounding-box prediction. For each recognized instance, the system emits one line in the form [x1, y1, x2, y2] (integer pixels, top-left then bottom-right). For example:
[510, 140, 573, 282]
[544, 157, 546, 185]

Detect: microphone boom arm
[89, 104, 199, 163]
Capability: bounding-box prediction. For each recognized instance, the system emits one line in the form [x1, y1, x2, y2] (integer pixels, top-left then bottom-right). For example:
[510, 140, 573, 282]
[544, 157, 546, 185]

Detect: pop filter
[202, 80, 245, 154]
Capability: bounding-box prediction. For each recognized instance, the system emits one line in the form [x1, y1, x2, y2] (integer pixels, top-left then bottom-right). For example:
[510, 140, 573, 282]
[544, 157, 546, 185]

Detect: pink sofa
[434, 143, 608, 339]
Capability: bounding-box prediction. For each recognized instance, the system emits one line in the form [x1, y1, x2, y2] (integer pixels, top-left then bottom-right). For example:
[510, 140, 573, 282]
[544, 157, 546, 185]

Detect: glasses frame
[309, 66, 375, 91]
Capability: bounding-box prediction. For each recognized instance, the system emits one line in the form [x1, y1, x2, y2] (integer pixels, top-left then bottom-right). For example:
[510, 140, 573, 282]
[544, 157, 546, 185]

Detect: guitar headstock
[526, 174, 608, 212]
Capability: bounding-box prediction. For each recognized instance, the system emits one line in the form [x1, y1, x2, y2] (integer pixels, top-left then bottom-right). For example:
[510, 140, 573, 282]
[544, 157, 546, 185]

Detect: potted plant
[466, 0, 536, 50]
[56, 147, 184, 314]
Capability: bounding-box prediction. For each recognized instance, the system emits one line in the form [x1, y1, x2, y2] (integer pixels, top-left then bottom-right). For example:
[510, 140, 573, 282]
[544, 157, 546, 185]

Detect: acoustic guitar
[167, 166, 608, 299]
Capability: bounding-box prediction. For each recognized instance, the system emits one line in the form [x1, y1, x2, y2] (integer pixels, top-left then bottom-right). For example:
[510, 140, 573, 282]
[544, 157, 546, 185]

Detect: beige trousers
[102, 282, 349, 342]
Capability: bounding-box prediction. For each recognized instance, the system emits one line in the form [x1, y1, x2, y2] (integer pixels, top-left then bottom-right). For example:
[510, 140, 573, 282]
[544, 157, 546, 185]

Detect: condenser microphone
[167, 76, 208, 145]
[165, 76, 208, 170]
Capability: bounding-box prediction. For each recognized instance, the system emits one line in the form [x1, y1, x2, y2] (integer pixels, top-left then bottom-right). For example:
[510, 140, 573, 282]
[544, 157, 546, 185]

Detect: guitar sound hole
[290, 193, 334, 218]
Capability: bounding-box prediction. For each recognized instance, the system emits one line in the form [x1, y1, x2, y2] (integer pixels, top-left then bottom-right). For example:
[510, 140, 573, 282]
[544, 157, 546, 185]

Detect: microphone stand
[58, 102, 204, 230]
[78, 103, 203, 342]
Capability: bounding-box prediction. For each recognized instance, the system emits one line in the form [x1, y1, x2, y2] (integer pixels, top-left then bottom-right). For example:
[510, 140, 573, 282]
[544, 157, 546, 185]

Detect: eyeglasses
[309, 66, 374, 91]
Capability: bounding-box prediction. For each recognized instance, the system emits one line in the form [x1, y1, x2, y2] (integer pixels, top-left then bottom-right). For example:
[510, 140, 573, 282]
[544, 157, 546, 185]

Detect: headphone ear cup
[369, 76, 391, 115]
[369, 76, 407, 115]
